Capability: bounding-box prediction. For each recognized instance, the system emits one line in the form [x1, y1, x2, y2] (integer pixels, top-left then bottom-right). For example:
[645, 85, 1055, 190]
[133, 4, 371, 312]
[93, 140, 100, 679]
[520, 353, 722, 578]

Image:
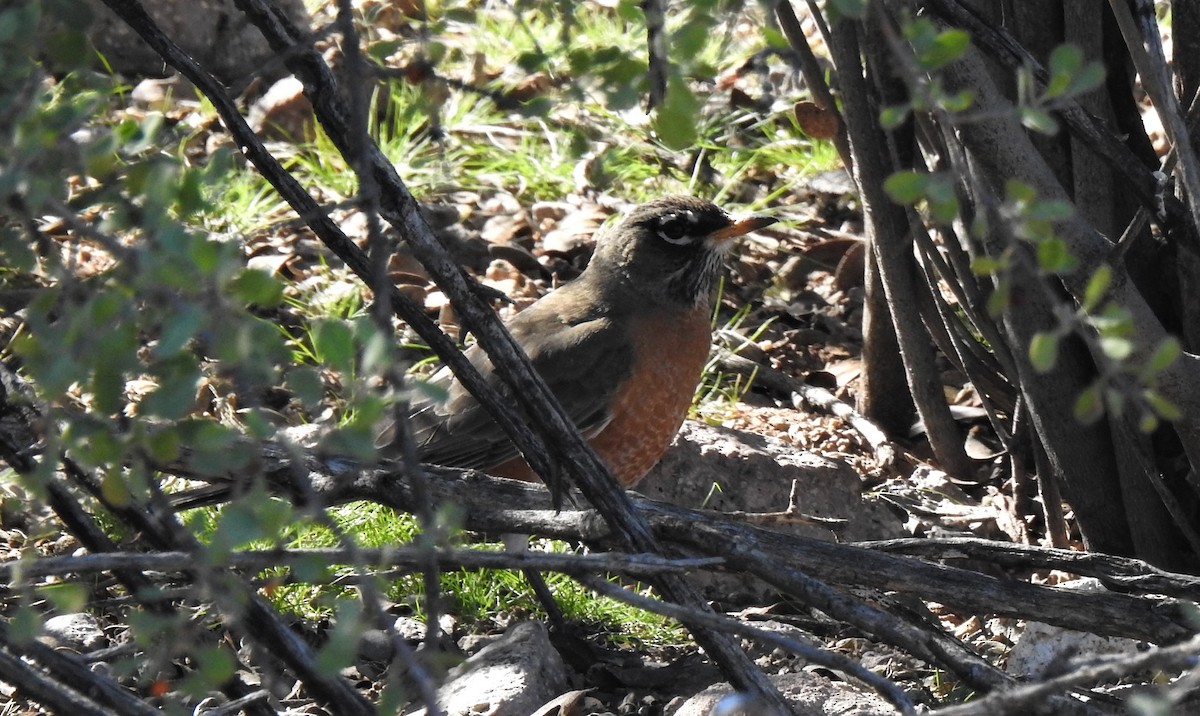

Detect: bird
[405, 195, 776, 488]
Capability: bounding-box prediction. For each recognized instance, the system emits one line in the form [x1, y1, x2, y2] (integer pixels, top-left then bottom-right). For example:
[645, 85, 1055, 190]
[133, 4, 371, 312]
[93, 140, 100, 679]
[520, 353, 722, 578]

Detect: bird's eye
[656, 212, 694, 245]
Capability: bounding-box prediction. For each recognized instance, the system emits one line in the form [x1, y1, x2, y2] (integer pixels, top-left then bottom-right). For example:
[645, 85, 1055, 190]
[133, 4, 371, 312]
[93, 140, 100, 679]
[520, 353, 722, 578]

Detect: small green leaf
[312, 319, 356, 374]
[970, 256, 1003, 275]
[212, 494, 292, 552]
[987, 281, 1011, 318]
[943, 90, 975, 112]
[1144, 336, 1182, 377]
[1099, 335, 1134, 362]
[410, 376, 450, 404]
[291, 553, 330, 583]
[880, 104, 911, 129]
[66, 423, 123, 465]
[1018, 107, 1059, 135]
[515, 50, 547, 72]
[359, 322, 393, 376]
[319, 425, 379, 462]
[190, 237, 223, 275]
[366, 39, 404, 61]
[146, 427, 181, 463]
[140, 371, 200, 420]
[100, 468, 133, 507]
[91, 362, 124, 415]
[38, 583, 88, 613]
[0, 224, 37, 271]
[178, 419, 253, 476]
[1037, 238, 1078, 274]
[1048, 44, 1084, 74]
[925, 175, 960, 224]
[443, 6, 476, 22]
[1081, 265, 1112, 312]
[1066, 63, 1106, 97]
[155, 305, 205, 357]
[181, 646, 237, 697]
[242, 408, 275, 439]
[1005, 180, 1036, 203]
[316, 601, 364, 674]
[918, 29, 970, 70]
[228, 268, 284, 307]
[763, 26, 789, 50]
[1074, 383, 1104, 424]
[1045, 44, 1084, 98]
[883, 171, 929, 204]
[425, 40, 447, 64]
[652, 74, 699, 150]
[673, 21, 709, 60]
[1090, 304, 1134, 336]
[1029, 331, 1059, 372]
[286, 367, 325, 409]
[616, 0, 642, 22]
[9, 606, 42, 645]
[1026, 200, 1074, 222]
[1144, 390, 1182, 422]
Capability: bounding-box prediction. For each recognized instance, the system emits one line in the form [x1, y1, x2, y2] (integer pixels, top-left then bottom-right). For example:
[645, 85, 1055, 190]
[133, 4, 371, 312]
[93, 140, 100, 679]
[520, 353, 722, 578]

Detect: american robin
[407, 196, 776, 488]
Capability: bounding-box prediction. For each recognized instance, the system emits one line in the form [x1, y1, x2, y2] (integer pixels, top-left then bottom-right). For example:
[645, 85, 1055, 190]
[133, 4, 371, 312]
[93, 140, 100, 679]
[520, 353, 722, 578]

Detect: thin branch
[937, 30, 1200, 480]
[922, 0, 1180, 227]
[861, 536, 1200, 600]
[825, 13, 972, 476]
[577, 575, 918, 715]
[1, 547, 722, 582]
[773, 1, 853, 166]
[0, 642, 121, 716]
[3, 362, 377, 716]
[935, 633, 1200, 716]
[190, 441, 1193, 645]
[235, 1, 792, 706]
[0, 622, 159, 716]
[1107, 0, 1200, 234]
[95, 0, 791, 707]
[644, 0, 668, 107]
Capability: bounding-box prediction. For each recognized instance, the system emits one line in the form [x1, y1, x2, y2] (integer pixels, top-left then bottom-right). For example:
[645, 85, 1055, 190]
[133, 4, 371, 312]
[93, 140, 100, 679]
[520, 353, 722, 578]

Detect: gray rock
[1007, 579, 1145, 678]
[671, 672, 893, 716]
[358, 629, 395, 663]
[410, 621, 569, 716]
[637, 422, 902, 603]
[41, 613, 107, 652]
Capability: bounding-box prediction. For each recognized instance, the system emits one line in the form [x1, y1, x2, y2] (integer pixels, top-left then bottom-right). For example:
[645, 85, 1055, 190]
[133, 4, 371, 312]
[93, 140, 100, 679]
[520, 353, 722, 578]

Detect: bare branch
[935, 633, 1200, 716]
[863, 536, 1200, 600]
[577, 575, 919, 715]
[2, 547, 722, 582]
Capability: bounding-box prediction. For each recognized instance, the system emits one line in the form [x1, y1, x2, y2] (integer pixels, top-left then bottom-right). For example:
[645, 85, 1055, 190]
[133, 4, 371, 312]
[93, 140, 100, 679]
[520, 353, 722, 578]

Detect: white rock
[410, 621, 568, 716]
[671, 671, 894, 715]
[42, 613, 107, 652]
[1007, 579, 1146, 678]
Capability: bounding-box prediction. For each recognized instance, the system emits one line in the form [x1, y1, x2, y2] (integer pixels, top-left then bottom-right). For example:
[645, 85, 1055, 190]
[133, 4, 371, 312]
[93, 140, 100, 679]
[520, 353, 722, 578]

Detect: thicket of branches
[820, 0, 1200, 574]
[1, 0, 1199, 714]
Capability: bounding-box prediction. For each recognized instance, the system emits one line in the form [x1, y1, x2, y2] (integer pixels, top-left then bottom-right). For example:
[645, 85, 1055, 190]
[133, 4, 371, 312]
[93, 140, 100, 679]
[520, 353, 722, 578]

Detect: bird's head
[588, 195, 776, 308]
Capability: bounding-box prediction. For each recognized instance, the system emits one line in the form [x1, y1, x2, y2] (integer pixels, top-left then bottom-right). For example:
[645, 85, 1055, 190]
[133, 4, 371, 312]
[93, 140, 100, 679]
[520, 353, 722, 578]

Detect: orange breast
[586, 307, 712, 487]
[491, 307, 713, 487]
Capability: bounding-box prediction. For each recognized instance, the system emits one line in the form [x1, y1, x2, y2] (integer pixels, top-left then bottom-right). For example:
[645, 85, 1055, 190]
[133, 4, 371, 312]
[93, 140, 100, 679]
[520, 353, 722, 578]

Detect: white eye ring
[657, 229, 692, 245]
[657, 211, 696, 244]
